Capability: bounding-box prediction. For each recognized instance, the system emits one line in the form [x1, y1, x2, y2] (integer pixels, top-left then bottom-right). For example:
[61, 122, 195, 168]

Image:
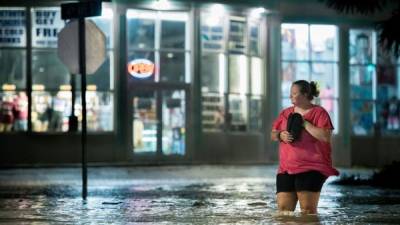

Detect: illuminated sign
[127, 59, 155, 79]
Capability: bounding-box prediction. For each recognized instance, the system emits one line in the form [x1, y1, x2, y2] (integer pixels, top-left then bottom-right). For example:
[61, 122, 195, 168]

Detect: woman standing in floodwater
[271, 80, 339, 214]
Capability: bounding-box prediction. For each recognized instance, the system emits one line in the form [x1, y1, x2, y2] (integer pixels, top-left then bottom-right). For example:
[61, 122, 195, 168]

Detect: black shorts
[276, 171, 327, 193]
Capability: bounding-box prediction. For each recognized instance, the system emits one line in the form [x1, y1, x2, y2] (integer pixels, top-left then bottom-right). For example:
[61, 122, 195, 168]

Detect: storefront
[121, 2, 267, 163]
[124, 8, 193, 163]
[1, 0, 399, 167]
[0, 0, 270, 165]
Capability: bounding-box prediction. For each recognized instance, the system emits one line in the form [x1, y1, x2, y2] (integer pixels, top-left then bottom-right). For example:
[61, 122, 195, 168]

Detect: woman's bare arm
[303, 120, 332, 143]
[271, 130, 293, 143]
[271, 130, 280, 142]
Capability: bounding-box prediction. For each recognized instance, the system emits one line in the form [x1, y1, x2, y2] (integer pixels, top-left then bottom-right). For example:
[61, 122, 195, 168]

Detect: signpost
[58, 0, 104, 200]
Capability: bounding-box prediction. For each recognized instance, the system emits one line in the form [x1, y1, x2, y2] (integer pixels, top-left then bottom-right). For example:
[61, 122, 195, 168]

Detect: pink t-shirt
[272, 105, 339, 177]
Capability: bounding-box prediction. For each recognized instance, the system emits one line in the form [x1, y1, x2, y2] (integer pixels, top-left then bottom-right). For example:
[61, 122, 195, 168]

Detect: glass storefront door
[131, 88, 186, 156]
[132, 90, 158, 153]
[162, 90, 185, 155]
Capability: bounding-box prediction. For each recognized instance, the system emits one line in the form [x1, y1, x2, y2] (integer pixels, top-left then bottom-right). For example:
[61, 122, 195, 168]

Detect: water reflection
[272, 212, 322, 225]
[0, 166, 399, 224]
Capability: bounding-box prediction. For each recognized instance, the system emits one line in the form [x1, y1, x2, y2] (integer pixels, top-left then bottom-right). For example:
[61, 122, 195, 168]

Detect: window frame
[0, 7, 28, 133]
[200, 8, 266, 133]
[126, 10, 191, 84]
[280, 23, 340, 133]
[349, 29, 378, 136]
[27, 5, 115, 134]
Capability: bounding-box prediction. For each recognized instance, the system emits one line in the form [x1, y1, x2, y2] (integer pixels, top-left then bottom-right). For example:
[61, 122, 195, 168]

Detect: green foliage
[321, 0, 400, 58]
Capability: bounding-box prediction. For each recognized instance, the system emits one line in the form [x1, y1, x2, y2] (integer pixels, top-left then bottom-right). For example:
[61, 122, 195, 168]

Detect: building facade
[0, 0, 399, 167]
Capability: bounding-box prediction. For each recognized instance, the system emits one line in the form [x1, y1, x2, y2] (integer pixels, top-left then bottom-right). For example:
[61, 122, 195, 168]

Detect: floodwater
[0, 165, 399, 224]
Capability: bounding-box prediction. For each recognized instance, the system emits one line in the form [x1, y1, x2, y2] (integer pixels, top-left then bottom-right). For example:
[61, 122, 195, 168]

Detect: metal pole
[26, 7, 32, 133]
[78, 17, 88, 200]
[69, 73, 77, 132]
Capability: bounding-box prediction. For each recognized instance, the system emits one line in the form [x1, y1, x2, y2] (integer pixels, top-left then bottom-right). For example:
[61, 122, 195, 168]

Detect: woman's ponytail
[310, 81, 320, 98]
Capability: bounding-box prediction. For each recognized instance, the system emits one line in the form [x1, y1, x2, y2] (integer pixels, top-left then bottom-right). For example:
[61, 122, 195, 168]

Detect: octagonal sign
[57, 19, 106, 75]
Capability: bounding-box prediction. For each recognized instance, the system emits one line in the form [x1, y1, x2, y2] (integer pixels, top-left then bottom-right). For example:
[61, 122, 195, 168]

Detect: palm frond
[321, 0, 400, 58]
[320, 0, 388, 14]
[378, 10, 400, 58]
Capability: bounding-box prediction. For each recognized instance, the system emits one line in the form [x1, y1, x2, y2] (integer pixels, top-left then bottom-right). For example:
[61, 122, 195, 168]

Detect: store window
[162, 90, 185, 155]
[161, 20, 185, 49]
[228, 19, 246, 54]
[228, 54, 248, 131]
[127, 10, 190, 83]
[349, 29, 376, 135]
[249, 22, 261, 56]
[281, 24, 339, 132]
[201, 6, 264, 132]
[201, 53, 226, 131]
[249, 57, 263, 130]
[128, 13, 155, 50]
[376, 50, 400, 135]
[132, 89, 186, 156]
[76, 8, 114, 132]
[350, 29, 400, 135]
[160, 52, 186, 82]
[133, 90, 157, 153]
[0, 7, 27, 132]
[31, 6, 114, 132]
[200, 9, 225, 52]
[30, 7, 68, 132]
[248, 19, 263, 131]
[127, 10, 190, 156]
[200, 9, 226, 131]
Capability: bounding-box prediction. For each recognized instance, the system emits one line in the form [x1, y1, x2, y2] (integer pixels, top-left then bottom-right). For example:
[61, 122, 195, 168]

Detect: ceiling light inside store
[167, 53, 174, 58]
[101, 8, 113, 19]
[204, 4, 225, 26]
[127, 10, 155, 19]
[250, 7, 266, 18]
[32, 85, 45, 91]
[153, 0, 171, 10]
[209, 4, 225, 14]
[87, 85, 97, 91]
[160, 12, 188, 21]
[59, 85, 72, 91]
[2, 84, 16, 91]
[205, 16, 220, 27]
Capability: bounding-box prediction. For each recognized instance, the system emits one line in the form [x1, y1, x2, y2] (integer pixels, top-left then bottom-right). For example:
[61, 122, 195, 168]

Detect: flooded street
[0, 165, 399, 224]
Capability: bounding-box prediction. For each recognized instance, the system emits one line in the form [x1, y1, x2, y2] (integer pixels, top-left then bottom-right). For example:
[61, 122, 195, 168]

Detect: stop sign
[57, 19, 106, 75]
